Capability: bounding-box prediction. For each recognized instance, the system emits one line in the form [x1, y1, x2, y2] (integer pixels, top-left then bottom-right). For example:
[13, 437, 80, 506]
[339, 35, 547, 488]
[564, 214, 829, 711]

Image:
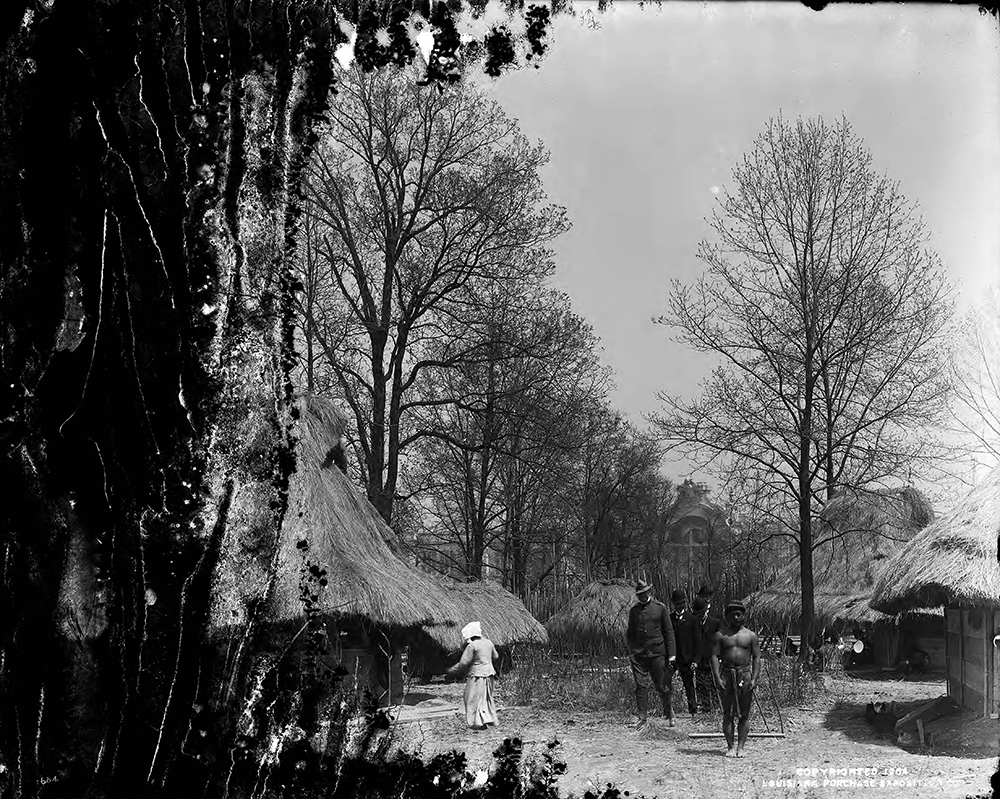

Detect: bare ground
[388, 673, 999, 799]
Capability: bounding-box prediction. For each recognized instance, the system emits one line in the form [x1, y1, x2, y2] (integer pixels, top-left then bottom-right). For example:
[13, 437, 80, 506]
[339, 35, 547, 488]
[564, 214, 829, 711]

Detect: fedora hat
[635, 579, 653, 595]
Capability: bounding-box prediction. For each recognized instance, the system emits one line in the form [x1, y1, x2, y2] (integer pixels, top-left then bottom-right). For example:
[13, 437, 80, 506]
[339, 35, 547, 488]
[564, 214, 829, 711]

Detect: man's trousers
[669, 661, 698, 714]
[629, 652, 671, 720]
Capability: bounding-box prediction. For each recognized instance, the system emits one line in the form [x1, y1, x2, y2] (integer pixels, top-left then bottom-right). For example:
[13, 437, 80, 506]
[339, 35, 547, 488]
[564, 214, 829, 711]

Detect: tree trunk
[0, 3, 337, 795]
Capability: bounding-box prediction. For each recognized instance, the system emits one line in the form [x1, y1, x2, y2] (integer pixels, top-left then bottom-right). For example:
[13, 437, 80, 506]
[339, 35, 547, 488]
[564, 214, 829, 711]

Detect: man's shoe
[635, 715, 648, 726]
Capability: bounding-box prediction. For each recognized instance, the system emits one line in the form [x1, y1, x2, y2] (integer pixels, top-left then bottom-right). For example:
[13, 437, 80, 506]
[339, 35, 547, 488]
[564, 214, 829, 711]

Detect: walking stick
[752, 684, 771, 733]
[762, 657, 785, 735]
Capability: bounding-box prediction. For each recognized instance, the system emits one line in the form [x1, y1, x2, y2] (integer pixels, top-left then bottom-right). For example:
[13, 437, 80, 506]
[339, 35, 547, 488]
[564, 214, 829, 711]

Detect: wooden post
[960, 608, 966, 709]
[984, 608, 990, 719]
[993, 610, 1000, 720]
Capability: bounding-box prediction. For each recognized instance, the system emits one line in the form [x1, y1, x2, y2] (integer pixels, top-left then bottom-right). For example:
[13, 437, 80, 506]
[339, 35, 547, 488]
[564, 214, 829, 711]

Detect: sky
[470, 2, 1000, 487]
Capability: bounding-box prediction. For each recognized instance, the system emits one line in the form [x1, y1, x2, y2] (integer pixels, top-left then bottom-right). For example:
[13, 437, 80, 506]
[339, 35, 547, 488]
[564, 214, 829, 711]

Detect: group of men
[625, 580, 761, 758]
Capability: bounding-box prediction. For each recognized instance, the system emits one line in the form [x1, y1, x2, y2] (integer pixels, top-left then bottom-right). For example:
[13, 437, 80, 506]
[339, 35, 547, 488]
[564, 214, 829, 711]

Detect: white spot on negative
[335, 34, 356, 70]
[145, 588, 157, 606]
[416, 31, 434, 64]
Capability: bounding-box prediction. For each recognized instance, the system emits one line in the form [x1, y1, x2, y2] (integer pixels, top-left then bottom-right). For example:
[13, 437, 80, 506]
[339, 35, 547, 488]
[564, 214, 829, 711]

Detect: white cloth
[461, 621, 482, 642]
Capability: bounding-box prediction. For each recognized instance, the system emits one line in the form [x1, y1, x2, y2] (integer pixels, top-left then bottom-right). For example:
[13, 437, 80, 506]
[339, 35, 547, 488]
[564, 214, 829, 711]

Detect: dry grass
[498, 650, 636, 713]
[497, 647, 824, 721]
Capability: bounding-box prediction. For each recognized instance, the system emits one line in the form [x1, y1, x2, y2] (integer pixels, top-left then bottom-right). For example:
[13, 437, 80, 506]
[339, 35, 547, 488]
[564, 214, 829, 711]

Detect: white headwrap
[461, 621, 482, 642]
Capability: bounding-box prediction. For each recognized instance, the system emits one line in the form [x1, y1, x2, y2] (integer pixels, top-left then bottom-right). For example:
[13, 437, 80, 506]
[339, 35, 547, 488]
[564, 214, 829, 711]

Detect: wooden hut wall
[945, 607, 997, 718]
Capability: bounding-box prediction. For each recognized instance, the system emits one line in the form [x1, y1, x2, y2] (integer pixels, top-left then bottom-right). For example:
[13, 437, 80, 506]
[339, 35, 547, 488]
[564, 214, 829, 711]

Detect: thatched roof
[422, 578, 548, 652]
[211, 397, 457, 633]
[871, 468, 1000, 613]
[744, 486, 936, 628]
[545, 579, 636, 652]
[209, 396, 548, 647]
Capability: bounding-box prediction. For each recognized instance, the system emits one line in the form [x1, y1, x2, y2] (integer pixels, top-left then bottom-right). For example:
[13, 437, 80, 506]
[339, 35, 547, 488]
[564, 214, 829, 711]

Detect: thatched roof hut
[870, 469, 1000, 613]
[210, 395, 546, 648]
[422, 577, 548, 653]
[545, 579, 636, 654]
[210, 396, 459, 633]
[870, 469, 1000, 718]
[744, 486, 936, 630]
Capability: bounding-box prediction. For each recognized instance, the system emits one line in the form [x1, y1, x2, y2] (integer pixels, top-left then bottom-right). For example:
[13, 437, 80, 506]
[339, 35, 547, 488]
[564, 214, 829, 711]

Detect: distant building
[663, 479, 731, 594]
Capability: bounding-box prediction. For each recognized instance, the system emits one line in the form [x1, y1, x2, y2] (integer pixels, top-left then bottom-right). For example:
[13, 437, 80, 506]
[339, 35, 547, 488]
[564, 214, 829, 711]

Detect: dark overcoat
[626, 599, 676, 659]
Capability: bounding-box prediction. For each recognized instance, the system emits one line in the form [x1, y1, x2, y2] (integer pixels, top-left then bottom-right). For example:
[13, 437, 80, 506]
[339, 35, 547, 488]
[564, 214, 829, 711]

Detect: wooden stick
[688, 732, 787, 738]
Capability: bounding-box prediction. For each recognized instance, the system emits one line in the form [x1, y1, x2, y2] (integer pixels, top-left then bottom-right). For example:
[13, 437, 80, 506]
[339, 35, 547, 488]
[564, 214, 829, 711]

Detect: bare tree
[948, 284, 1000, 476]
[300, 65, 567, 523]
[652, 115, 953, 658]
[411, 287, 608, 581]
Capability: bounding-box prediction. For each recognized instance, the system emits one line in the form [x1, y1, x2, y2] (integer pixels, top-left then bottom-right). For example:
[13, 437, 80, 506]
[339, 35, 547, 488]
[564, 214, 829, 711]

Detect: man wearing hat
[668, 589, 698, 716]
[626, 579, 676, 725]
[697, 584, 723, 621]
[687, 594, 722, 712]
[710, 600, 761, 757]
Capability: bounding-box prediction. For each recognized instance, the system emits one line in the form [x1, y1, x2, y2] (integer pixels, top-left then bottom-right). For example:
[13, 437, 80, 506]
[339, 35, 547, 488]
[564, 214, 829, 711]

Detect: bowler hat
[635, 579, 653, 595]
[692, 596, 708, 612]
[697, 584, 715, 597]
[670, 589, 687, 604]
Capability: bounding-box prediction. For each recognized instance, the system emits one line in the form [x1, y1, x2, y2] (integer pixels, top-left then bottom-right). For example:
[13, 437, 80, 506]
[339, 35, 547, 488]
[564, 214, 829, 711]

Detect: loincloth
[722, 664, 754, 718]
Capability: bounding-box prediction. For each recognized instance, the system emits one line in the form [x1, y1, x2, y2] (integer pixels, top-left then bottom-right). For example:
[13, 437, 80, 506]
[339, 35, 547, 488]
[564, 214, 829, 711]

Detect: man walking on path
[711, 601, 761, 758]
[626, 579, 676, 725]
[688, 595, 721, 712]
[668, 589, 698, 716]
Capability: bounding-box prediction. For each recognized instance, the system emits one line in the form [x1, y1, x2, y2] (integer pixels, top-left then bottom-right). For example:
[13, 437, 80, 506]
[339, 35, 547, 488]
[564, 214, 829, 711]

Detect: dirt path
[390, 676, 998, 799]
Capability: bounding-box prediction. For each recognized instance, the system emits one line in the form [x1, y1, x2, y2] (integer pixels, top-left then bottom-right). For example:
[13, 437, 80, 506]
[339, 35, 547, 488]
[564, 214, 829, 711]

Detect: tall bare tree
[301, 65, 567, 523]
[948, 285, 1000, 476]
[652, 116, 953, 657]
[412, 287, 608, 581]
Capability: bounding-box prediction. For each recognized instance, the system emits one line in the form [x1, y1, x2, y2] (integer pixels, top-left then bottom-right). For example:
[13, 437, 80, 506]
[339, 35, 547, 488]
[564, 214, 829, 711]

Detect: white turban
[461, 621, 482, 642]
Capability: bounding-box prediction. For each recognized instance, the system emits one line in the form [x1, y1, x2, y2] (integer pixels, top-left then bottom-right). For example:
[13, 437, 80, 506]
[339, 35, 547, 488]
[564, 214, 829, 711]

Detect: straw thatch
[744, 486, 936, 629]
[209, 396, 548, 651]
[871, 467, 1000, 613]
[421, 577, 548, 653]
[544, 579, 636, 653]
[211, 396, 458, 633]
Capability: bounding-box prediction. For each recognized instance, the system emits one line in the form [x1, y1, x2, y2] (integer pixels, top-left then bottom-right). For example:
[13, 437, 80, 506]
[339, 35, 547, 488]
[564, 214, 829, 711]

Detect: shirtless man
[710, 601, 760, 758]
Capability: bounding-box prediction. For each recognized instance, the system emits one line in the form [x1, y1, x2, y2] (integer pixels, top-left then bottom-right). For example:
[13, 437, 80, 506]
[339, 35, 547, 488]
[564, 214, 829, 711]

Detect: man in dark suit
[668, 589, 698, 715]
[626, 579, 676, 725]
[697, 584, 723, 621]
[689, 595, 722, 712]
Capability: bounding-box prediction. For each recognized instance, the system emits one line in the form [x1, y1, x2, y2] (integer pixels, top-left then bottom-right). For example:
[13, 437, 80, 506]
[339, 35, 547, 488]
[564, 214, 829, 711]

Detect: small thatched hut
[209, 396, 546, 703]
[871, 468, 1000, 718]
[744, 486, 942, 667]
[405, 578, 549, 677]
[545, 579, 636, 655]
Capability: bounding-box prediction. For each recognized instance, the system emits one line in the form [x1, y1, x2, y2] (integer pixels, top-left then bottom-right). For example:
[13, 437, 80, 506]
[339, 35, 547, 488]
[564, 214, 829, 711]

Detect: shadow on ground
[823, 696, 1000, 759]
